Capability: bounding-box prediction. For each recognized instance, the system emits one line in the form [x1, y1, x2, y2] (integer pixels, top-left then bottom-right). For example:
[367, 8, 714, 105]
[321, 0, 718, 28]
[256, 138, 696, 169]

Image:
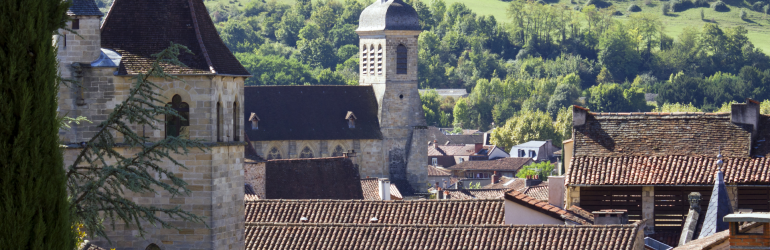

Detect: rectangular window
[432, 158, 437, 166]
[72, 19, 79, 29]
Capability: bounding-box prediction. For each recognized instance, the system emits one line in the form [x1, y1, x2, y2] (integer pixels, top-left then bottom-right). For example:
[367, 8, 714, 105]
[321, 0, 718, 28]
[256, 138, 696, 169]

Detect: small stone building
[56, 0, 248, 249]
[244, 0, 428, 194]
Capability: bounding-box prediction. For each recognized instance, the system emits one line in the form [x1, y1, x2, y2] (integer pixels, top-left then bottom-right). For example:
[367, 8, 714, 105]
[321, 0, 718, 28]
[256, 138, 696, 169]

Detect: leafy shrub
[740, 9, 748, 19]
[536, 0, 547, 5]
[752, 1, 765, 11]
[662, 2, 671, 14]
[585, 0, 613, 8]
[670, 0, 693, 12]
[613, 10, 624, 15]
[628, 4, 642, 11]
[693, 0, 710, 7]
[712, 1, 729, 11]
[644, 0, 653, 5]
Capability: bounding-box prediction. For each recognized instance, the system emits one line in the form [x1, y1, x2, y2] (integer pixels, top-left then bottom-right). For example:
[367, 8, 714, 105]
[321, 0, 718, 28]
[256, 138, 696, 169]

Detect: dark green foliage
[662, 2, 671, 14]
[66, 44, 207, 240]
[693, 0, 710, 7]
[588, 83, 631, 112]
[712, 1, 729, 11]
[752, 2, 766, 11]
[516, 162, 556, 180]
[628, 4, 642, 12]
[0, 0, 75, 249]
[585, 0, 613, 8]
[670, 0, 694, 12]
[740, 9, 748, 19]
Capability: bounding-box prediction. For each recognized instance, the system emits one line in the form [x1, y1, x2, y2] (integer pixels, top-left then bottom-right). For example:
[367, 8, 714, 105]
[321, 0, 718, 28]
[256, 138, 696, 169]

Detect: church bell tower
[357, 0, 428, 192]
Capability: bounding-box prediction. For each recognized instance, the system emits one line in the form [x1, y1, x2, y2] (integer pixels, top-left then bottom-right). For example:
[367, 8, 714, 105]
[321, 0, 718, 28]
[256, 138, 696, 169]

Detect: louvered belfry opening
[738, 187, 770, 212]
[396, 44, 407, 74]
[579, 187, 643, 222]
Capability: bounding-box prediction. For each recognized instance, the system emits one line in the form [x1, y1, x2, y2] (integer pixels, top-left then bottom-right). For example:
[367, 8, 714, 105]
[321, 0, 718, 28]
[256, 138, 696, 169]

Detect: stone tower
[357, 0, 428, 193]
[56, 0, 249, 249]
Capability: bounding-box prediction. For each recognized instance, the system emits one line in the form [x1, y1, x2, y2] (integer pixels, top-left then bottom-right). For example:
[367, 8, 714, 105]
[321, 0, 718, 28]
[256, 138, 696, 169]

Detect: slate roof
[243, 86, 382, 141]
[574, 112, 751, 157]
[698, 170, 733, 239]
[504, 190, 594, 225]
[261, 157, 364, 199]
[360, 178, 402, 200]
[426, 126, 484, 145]
[101, 0, 249, 75]
[443, 189, 505, 199]
[244, 222, 643, 249]
[67, 0, 103, 16]
[357, 0, 421, 32]
[447, 157, 533, 171]
[568, 155, 770, 185]
[427, 165, 451, 176]
[244, 199, 504, 224]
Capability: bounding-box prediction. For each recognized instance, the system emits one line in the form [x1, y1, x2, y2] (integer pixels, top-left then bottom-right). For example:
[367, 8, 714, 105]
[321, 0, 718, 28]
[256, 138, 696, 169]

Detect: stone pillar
[643, 186, 655, 234]
[566, 186, 580, 209]
[727, 186, 738, 211]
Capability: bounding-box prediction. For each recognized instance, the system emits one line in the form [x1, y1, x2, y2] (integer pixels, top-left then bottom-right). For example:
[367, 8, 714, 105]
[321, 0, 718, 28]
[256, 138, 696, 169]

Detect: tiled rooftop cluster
[428, 144, 477, 156]
[568, 155, 770, 185]
[505, 190, 594, 225]
[443, 189, 505, 199]
[244, 222, 643, 249]
[573, 113, 750, 157]
[448, 157, 533, 171]
[483, 176, 550, 201]
[244, 199, 504, 224]
[427, 165, 451, 176]
[359, 178, 403, 200]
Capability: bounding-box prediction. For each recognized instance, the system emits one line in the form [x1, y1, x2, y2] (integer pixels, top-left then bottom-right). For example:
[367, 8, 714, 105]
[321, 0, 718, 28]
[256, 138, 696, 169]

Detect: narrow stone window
[377, 45, 383, 75]
[249, 112, 259, 130]
[217, 101, 223, 142]
[267, 147, 282, 160]
[396, 44, 408, 74]
[72, 19, 80, 29]
[361, 45, 367, 75]
[165, 95, 189, 138]
[332, 145, 345, 157]
[369, 44, 375, 74]
[299, 146, 314, 158]
[233, 102, 239, 141]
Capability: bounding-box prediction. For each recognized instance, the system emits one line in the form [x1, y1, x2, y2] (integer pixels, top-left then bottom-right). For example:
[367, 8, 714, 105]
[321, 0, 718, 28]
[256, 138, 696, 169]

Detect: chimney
[573, 105, 589, 127]
[548, 176, 565, 209]
[491, 171, 499, 184]
[433, 140, 438, 149]
[436, 187, 443, 199]
[525, 176, 542, 187]
[378, 178, 391, 201]
[731, 99, 760, 140]
[592, 210, 629, 225]
[457, 180, 464, 190]
[474, 143, 483, 154]
[725, 213, 770, 248]
[483, 133, 490, 146]
[443, 190, 451, 200]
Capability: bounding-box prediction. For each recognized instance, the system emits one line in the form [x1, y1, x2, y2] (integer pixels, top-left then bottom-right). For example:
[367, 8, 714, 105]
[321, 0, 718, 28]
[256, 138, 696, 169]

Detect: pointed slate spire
[698, 152, 733, 239]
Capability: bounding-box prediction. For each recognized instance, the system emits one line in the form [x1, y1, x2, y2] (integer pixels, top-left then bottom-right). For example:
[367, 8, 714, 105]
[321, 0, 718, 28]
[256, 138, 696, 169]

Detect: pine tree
[65, 43, 208, 241]
[0, 0, 75, 249]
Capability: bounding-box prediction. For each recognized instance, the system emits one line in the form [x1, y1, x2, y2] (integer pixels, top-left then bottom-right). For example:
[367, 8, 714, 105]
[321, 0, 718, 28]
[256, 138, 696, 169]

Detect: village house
[566, 102, 770, 247]
[510, 140, 561, 162]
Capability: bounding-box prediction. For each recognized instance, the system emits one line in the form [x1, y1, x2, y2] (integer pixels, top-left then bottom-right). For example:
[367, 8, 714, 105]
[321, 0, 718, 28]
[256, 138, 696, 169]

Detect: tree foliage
[490, 110, 562, 151]
[516, 161, 556, 181]
[0, 0, 75, 248]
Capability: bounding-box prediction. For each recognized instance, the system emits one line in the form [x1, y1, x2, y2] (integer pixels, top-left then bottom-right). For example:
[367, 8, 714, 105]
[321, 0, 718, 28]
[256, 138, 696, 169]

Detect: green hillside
[203, 0, 770, 52]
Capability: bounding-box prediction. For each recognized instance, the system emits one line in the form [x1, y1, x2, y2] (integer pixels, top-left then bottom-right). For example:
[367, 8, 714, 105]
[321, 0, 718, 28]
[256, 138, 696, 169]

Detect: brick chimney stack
[491, 171, 499, 184]
[433, 140, 438, 149]
[474, 143, 483, 154]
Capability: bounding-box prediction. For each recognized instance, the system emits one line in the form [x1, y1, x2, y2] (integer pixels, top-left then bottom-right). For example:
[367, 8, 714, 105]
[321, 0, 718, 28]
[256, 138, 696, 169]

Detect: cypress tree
[0, 0, 75, 249]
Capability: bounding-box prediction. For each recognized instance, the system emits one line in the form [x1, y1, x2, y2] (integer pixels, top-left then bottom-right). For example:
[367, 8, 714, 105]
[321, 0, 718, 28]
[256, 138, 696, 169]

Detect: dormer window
[249, 112, 260, 130]
[346, 111, 357, 129]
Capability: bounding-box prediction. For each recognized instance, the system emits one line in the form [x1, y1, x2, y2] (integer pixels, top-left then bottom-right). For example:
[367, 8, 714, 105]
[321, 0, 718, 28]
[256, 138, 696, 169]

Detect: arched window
[267, 147, 282, 160]
[165, 95, 189, 138]
[299, 146, 314, 158]
[233, 102, 239, 141]
[396, 44, 408, 74]
[216, 101, 222, 142]
[369, 44, 375, 75]
[332, 145, 345, 157]
[145, 243, 161, 250]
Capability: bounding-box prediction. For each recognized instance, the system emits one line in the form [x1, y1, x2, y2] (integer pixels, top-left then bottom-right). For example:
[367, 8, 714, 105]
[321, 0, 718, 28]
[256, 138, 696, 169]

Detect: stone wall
[250, 139, 384, 178]
[68, 145, 245, 250]
[56, 16, 102, 78]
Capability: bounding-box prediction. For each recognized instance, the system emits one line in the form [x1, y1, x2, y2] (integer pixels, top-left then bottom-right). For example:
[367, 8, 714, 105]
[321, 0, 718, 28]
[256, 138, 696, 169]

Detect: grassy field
[204, 0, 770, 52]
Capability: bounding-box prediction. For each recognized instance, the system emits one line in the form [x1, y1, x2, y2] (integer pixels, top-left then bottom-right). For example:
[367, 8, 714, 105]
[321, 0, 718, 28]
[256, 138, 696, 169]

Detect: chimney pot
[378, 178, 391, 201]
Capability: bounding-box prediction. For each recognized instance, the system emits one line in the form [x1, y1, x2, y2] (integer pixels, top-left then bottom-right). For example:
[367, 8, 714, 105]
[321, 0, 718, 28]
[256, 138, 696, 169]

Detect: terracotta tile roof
[482, 177, 550, 201]
[673, 222, 762, 250]
[427, 165, 451, 176]
[504, 190, 594, 225]
[574, 112, 751, 157]
[244, 86, 383, 141]
[443, 189, 505, 199]
[262, 157, 364, 199]
[520, 185, 549, 201]
[428, 144, 477, 156]
[568, 205, 595, 222]
[101, 0, 250, 75]
[244, 222, 643, 249]
[360, 178, 402, 200]
[447, 157, 533, 171]
[244, 199, 504, 224]
[568, 155, 770, 185]
[67, 0, 103, 16]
